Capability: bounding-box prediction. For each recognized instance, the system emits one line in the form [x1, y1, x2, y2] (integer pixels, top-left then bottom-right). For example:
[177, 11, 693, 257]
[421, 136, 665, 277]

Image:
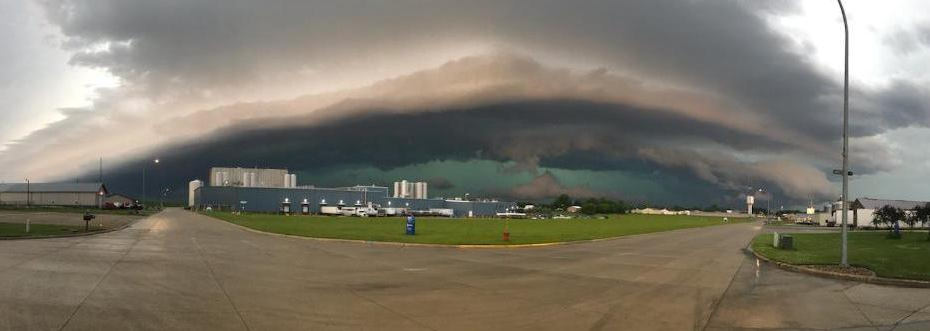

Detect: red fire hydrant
[503, 220, 510, 242]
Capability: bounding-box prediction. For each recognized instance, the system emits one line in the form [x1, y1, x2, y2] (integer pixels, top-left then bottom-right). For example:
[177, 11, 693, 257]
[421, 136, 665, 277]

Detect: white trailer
[320, 206, 342, 215]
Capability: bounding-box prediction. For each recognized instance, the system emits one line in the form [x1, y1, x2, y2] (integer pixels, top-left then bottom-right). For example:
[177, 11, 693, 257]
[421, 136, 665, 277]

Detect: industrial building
[210, 167, 298, 188]
[393, 180, 427, 199]
[192, 170, 512, 217]
[0, 182, 108, 208]
[832, 197, 930, 228]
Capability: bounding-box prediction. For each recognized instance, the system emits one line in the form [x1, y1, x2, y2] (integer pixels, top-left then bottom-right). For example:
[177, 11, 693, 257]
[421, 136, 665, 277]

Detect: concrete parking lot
[0, 208, 927, 330]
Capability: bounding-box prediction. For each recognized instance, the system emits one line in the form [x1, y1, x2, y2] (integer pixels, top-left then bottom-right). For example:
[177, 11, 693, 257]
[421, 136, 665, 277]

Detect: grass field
[0, 222, 103, 238]
[752, 231, 930, 280]
[0, 206, 146, 216]
[205, 212, 747, 245]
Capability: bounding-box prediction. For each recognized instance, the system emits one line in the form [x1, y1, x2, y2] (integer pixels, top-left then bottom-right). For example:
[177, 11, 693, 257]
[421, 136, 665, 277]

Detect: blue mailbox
[406, 215, 416, 235]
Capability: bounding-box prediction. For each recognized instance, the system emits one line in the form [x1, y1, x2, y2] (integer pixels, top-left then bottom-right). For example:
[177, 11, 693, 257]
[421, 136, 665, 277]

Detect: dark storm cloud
[38, 0, 922, 139]
[508, 171, 599, 200]
[96, 96, 834, 204]
[426, 177, 455, 190]
[9, 0, 929, 205]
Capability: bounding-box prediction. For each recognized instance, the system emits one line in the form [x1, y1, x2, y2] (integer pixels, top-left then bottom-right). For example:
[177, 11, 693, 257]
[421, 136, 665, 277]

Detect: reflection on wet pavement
[706, 251, 930, 330]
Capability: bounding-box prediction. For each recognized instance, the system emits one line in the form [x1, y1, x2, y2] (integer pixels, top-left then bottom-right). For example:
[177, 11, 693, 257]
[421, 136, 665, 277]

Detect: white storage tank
[188, 180, 203, 207]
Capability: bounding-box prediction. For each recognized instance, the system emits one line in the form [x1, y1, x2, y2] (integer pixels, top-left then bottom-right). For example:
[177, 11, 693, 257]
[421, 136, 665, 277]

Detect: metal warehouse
[0, 182, 108, 208]
[192, 184, 514, 217]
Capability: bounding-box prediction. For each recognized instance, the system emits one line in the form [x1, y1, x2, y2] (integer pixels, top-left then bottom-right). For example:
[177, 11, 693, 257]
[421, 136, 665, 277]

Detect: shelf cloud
[2, 0, 928, 205]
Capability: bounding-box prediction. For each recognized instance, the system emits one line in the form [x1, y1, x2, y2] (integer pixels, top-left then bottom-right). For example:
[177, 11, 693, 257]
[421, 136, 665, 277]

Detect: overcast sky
[1, 0, 929, 207]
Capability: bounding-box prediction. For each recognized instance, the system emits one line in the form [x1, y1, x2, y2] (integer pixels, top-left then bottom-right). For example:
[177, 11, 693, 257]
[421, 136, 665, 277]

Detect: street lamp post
[758, 188, 772, 220]
[162, 188, 169, 210]
[25, 178, 30, 207]
[143, 158, 160, 212]
[837, 0, 850, 268]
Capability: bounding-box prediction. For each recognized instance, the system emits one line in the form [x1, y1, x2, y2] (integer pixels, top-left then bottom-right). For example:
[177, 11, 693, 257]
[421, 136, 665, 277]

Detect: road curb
[197, 212, 750, 249]
[0, 220, 136, 240]
[749, 247, 930, 288]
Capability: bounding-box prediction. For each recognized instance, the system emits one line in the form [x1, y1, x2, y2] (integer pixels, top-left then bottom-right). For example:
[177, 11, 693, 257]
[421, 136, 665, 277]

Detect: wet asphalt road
[0, 209, 928, 330]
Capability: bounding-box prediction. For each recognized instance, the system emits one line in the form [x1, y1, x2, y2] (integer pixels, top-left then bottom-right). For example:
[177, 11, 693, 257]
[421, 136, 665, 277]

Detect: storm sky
[2, 0, 929, 208]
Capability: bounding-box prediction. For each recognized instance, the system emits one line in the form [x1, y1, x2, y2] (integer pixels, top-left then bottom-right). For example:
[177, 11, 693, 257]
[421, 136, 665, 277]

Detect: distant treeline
[520, 195, 799, 215]
[521, 194, 629, 215]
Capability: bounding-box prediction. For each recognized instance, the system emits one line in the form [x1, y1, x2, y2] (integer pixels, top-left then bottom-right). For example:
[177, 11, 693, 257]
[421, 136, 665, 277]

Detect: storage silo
[290, 174, 297, 188]
[242, 173, 251, 187]
[188, 180, 203, 207]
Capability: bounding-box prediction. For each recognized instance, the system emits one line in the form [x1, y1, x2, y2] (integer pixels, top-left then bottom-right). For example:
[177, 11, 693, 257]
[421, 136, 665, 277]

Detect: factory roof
[853, 198, 929, 210]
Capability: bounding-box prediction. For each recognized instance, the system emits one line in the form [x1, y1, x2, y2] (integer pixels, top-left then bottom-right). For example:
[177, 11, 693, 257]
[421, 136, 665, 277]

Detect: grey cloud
[636, 147, 835, 200]
[35, 0, 929, 144]
[0, 52, 880, 203]
[427, 177, 455, 190]
[6, 0, 928, 206]
[509, 171, 599, 200]
[882, 25, 930, 55]
[35, 0, 842, 137]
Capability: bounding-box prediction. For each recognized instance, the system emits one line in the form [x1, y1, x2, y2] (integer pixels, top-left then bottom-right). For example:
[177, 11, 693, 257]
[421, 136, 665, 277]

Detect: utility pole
[142, 165, 146, 211]
[837, 0, 850, 268]
[25, 178, 30, 207]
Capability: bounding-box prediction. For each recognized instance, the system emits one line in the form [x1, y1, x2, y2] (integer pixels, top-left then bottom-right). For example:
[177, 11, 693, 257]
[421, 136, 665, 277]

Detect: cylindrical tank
[242, 173, 250, 187]
[188, 180, 203, 207]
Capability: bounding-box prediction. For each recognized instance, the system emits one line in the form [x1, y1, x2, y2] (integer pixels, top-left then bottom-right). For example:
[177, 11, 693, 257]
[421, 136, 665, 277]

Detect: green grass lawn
[0, 222, 103, 238]
[204, 212, 747, 245]
[752, 231, 930, 280]
[0, 206, 146, 216]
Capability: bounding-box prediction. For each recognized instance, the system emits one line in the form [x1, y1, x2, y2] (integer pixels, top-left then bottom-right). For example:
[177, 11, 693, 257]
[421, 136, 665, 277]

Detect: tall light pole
[837, 0, 850, 268]
[143, 158, 160, 212]
[758, 188, 772, 220]
[162, 188, 169, 210]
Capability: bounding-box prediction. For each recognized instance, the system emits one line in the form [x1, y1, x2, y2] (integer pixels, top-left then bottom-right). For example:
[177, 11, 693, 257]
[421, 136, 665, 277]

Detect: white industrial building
[209, 167, 297, 188]
[0, 182, 108, 208]
[392, 180, 427, 199]
[833, 197, 929, 228]
[189, 180, 203, 207]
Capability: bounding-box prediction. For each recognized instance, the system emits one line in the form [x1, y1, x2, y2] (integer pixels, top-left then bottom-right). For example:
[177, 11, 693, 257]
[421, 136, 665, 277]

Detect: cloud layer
[3, 0, 928, 206]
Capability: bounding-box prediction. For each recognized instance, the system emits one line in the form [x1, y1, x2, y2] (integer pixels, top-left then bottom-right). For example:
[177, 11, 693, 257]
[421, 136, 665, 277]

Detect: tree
[903, 206, 920, 228]
[914, 203, 930, 240]
[704, 204, 723, 212]
[581, 202, 598, 215]
[552, 194, 572, 210]
[873, 205, 905, 238]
